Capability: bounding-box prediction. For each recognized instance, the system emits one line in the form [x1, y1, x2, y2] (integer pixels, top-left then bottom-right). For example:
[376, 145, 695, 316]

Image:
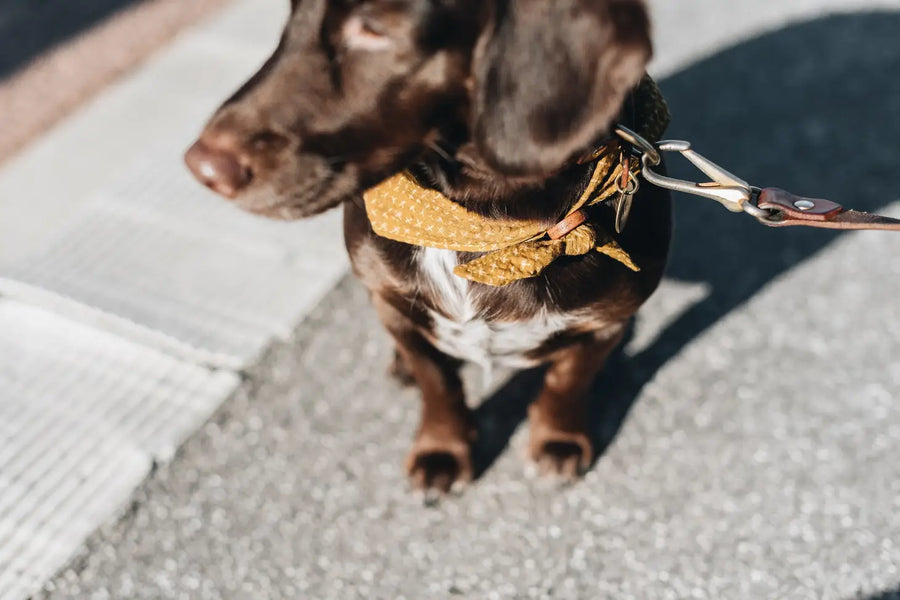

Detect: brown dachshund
[185, 0, 671, 493]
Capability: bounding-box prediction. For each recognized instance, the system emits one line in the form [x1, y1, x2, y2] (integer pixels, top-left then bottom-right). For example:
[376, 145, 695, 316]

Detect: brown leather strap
[547, 210, 587, 239]
[757, 188, 900, 231]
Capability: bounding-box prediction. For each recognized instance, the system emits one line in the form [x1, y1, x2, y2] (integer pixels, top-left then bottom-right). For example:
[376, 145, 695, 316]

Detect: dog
[185, 0, 672, 493]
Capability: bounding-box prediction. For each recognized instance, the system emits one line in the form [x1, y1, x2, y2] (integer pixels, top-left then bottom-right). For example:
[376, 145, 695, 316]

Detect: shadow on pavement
[0, 0, 139, 79]
[472, 7, 900, 527]
[866, 588, 900, 600]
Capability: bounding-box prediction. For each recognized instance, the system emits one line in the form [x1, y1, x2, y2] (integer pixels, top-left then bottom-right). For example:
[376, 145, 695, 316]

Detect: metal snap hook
[615, 125, 761, 216]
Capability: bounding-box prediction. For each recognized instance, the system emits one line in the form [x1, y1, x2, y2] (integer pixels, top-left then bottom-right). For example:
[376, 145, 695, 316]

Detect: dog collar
[362, 76, 670, 287]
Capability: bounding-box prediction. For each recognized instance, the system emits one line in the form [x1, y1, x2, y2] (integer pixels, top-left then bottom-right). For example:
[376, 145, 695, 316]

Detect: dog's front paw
[405, 437, 473, 494]
[528, 409, 593, 480]
[528, 434, 592, 479]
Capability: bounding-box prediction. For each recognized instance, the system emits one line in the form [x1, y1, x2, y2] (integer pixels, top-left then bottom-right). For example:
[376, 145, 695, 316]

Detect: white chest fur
[418, 248, 573, 369]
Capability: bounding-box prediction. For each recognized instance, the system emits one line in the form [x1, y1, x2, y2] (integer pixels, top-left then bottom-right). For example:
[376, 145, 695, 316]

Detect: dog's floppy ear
[472, 0, 651, 176]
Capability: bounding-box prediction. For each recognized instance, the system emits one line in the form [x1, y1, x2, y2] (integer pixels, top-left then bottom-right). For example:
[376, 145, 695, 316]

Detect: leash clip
[615, 126, 772, 221]
[614, 125, 900, 231]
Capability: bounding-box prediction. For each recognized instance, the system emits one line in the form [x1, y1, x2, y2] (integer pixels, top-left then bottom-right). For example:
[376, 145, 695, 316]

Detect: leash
[616, 126, 900, 231]
[362, 80, 897, 289]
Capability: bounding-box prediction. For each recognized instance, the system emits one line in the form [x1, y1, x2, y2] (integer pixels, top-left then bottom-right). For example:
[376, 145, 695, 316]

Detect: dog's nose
[184, 139, 251, 198]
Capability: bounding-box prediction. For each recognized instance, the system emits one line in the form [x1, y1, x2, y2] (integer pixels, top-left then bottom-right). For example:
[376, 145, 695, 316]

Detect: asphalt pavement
[25, 2, 900, 599]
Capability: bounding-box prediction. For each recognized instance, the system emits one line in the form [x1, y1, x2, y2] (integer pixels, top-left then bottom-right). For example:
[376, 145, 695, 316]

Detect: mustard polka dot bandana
[362, 76, 669, 286]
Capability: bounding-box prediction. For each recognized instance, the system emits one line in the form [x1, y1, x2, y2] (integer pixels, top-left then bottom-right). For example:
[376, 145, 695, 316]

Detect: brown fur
[187, 0, 671, 492]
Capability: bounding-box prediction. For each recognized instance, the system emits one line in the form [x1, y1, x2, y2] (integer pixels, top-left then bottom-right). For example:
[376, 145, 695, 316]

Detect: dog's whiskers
[426, 139, 453, 163]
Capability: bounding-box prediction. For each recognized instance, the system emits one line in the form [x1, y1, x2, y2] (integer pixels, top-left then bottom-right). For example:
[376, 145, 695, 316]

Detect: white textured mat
[0, 0, 347, 370]
[0, 301, 240, 600]
[0, 161, 347, 369]
[0, 0, 350, 597]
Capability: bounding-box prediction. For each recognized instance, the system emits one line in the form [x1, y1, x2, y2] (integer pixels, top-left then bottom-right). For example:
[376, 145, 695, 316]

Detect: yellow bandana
[362, 76, 669, 287]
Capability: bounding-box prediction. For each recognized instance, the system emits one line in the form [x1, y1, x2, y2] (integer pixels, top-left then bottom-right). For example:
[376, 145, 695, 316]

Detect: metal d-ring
[615, 125, 660, 165]
[615, 169, 640, 195]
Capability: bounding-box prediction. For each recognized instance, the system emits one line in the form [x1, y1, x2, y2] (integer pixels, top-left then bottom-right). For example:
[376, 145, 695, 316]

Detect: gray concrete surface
[18, 1, 900, 599]
[38, 237, 900, 599]
[0, 1, 340, 597]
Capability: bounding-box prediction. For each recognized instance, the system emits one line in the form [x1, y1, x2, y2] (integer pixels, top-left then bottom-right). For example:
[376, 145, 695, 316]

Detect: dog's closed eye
[343, 15, 394, 51]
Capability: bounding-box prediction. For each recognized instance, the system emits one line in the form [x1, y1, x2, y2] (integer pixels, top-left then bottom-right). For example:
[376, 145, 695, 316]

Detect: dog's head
[185, 0, 651, 219]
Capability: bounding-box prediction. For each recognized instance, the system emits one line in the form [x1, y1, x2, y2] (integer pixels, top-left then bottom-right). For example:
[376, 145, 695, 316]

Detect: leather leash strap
[622, 128, 900, 233]
[756, 188, 900, 231]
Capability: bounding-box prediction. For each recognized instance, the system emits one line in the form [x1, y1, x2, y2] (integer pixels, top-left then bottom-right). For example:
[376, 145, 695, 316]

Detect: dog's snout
[184, 139, 252, 198]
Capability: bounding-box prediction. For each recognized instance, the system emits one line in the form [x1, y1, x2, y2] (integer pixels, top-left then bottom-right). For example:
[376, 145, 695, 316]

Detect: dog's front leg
[371, 295, 474, 493]
[528, 326, 626, 479]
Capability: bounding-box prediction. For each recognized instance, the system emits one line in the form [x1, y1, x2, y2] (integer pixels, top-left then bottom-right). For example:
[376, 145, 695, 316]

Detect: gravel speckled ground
[34, 4, 900, 600]
[39, 254, 900, 598]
